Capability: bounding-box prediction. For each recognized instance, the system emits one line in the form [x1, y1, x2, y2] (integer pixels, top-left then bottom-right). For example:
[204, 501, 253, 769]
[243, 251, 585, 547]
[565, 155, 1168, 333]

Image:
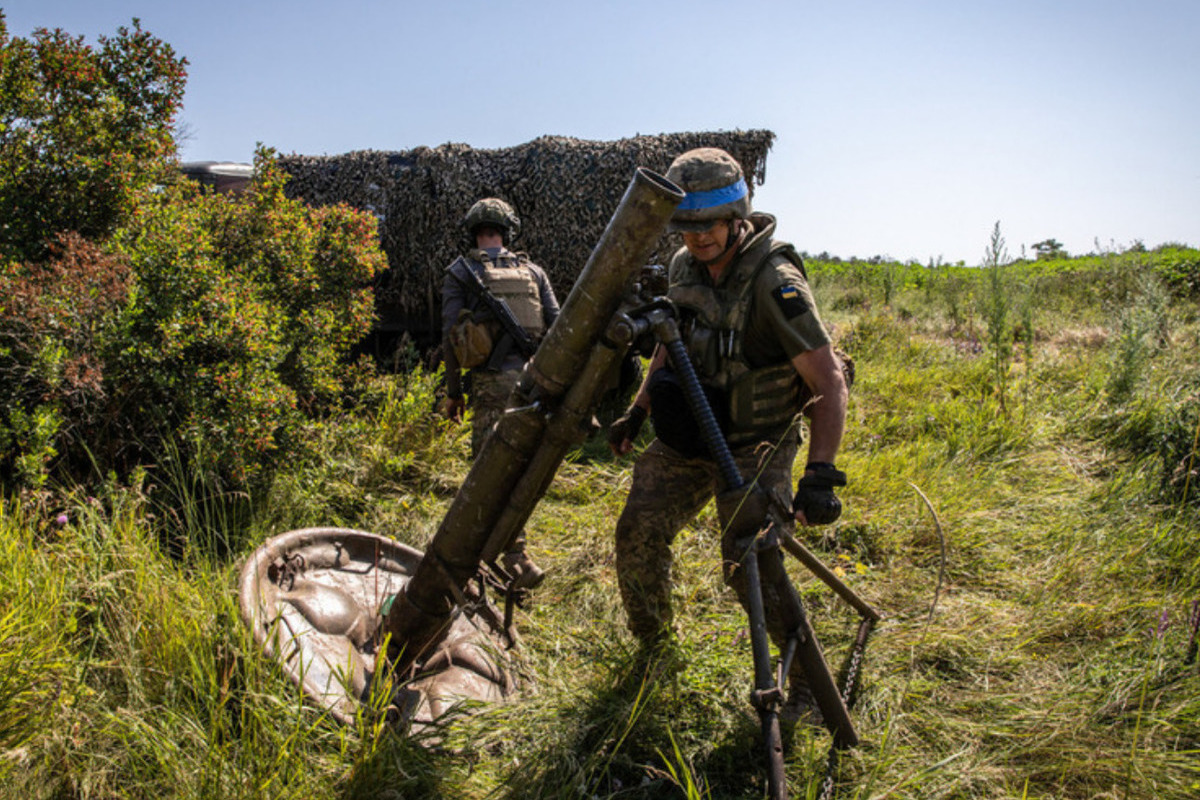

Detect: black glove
[608, 405, 648, 451]
[793, 462, 847, 525]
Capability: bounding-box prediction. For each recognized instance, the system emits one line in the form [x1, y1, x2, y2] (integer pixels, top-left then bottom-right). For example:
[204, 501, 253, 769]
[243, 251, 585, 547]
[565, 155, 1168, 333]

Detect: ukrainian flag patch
[772, 284, 809, 318]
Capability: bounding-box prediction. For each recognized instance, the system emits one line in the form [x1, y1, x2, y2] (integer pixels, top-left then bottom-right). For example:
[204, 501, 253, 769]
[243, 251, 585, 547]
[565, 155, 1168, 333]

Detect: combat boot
[501, 549, 545, 590]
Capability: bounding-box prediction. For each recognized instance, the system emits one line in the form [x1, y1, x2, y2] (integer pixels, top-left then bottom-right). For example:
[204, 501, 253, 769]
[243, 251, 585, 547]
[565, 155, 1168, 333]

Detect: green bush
[106, 150, 385, 487]
[1152, 244, 1200, 299]
[0, 233, 131, 486]
[0, 14, 186, 262]
[0, 16, 384, 496]
[0, 153, 385, 493]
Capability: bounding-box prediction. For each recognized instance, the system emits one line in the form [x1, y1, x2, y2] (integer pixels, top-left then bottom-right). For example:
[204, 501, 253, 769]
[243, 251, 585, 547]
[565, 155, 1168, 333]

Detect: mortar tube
[385, 400, 547, 660]
[385, 168, 683, 666]
[526, 168, 685, 398]
[480, 338, 626, 564]
[480, 311, 651, 560]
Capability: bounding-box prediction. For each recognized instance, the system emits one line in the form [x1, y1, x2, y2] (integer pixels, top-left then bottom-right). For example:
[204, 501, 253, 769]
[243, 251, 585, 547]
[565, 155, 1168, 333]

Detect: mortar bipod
[630, 304, 875, 800]
[778, 531, 880, 800]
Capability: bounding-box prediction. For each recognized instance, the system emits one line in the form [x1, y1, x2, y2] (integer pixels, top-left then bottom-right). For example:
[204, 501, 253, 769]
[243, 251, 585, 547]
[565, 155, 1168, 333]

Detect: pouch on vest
[727, 362, 801, 438]
[449, 308, 493, 369]
[648, 368, 730, 459]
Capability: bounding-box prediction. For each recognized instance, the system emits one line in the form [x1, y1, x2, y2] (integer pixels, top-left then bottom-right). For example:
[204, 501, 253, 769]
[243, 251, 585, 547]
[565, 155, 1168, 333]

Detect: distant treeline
[804, 242, 1200, 300]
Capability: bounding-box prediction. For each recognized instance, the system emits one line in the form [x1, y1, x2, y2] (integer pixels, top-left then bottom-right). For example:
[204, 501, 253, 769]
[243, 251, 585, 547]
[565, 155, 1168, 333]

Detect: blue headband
[676, 178, 749, 211]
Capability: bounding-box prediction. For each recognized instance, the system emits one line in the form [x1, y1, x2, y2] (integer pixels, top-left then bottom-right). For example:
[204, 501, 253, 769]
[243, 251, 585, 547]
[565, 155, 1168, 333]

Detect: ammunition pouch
[727, 349, 855, 442]
[449, 309, 493, 369]
[648, 368, 729, 459]
[727, 362, 802, 444]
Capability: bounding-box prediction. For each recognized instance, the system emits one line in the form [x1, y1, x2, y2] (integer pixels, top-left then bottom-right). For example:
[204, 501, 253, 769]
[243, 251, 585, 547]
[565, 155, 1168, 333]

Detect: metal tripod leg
[739, 532, 788, 799]
[758, 532, 859, 749]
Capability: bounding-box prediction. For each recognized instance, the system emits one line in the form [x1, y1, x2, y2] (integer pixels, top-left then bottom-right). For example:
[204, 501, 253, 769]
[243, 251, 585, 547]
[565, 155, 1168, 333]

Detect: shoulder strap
[448, 255, 479, 293]
[729, 241, 809, 363]
[766, 241, 808, 279]
[448, 257, 536, 359]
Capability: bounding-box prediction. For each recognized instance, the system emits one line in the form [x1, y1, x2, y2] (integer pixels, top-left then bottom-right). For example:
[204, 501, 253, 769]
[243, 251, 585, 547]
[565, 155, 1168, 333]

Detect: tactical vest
[463, 251, 546, 338]
[668, 237, 807, 445]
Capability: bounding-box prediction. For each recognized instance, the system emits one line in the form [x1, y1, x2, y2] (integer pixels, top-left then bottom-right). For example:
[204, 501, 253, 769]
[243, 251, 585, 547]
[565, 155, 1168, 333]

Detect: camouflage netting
[278, 130, 775, 351]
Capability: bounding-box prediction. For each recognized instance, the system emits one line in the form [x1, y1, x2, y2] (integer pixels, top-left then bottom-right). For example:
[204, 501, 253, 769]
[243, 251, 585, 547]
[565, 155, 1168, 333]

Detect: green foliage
[1032, 238, 1066, 260]
[1094, 376, 1200, 510]
[0, 14, 384, 496]
[1152, 243, 1200, 299]
[981, 221, 1014, 415]
[0, 14, 186, 262]
[1106, 271, 1171, 401]
[0, 499, 75, 774]
[5, 238, 1200, 798]
[0, 233, 130, 485]
[1159, 395, 1200, 507]
[106, 149, 385, 487]
[0, 151, 385, 493]
[262, 365, 468, 537]
[4, 19, 1200, 793]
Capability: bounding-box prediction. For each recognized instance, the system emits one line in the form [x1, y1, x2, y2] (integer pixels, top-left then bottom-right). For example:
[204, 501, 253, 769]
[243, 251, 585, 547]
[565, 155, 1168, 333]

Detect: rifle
[452, 259, 538, 368]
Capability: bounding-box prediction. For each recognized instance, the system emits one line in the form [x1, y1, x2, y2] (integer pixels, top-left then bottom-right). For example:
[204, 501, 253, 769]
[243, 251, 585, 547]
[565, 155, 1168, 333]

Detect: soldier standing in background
[607, 148, 850, 722]
[441, 197, 561, 589]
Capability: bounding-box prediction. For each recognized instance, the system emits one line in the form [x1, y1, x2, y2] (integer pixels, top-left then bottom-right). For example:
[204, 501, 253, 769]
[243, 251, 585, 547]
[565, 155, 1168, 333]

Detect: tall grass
[3, 247, 1200, 798]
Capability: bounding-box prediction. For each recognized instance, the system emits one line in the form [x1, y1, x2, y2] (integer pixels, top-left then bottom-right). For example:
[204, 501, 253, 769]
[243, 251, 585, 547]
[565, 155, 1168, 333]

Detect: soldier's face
[475, 226, 504, 249]
[681, 220, 730, 262]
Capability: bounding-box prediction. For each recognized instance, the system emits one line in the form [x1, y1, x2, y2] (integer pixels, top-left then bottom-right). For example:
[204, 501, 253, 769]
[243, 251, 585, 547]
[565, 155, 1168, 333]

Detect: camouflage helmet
[665, 148, 752, 233]
[462, 197, 521, 241]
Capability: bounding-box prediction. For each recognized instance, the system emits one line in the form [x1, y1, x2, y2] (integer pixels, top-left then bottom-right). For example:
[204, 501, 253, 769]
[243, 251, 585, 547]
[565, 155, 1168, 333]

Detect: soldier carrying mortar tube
[607, 147, 851, 724]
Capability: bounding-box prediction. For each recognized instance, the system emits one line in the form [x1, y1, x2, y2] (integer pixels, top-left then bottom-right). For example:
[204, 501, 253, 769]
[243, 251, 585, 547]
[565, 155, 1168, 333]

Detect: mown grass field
[2, 247, 1198, 799]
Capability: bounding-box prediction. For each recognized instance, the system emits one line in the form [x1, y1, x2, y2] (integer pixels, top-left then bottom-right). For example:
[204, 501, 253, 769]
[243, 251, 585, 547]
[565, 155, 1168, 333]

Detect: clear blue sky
[5, 0, 1198, 264]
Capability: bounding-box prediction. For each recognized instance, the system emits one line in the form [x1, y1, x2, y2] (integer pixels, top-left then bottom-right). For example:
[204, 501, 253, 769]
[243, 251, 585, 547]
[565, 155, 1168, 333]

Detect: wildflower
[55, 513, 69, 526]
[1154, 608, 1170, 640]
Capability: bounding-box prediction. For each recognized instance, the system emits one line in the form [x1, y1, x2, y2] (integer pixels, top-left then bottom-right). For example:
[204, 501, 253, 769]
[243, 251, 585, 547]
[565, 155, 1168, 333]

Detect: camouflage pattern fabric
[468, 369, 521, 457]
[467, 368, 531, 558]
[615, 433, 807, 685]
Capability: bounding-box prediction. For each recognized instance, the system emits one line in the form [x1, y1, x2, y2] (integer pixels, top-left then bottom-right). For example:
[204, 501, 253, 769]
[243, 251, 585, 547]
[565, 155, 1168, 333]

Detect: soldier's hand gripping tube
[607, 405, 647, 452]
[793, 463, 847, 525]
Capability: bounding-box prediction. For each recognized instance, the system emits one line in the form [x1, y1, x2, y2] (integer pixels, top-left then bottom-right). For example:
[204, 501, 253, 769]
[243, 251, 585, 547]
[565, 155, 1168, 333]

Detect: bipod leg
[739, 533, 788, 800]
[758, 541, 859, 749]
[780, 533, 881, 623]
[650, 315, 864, 788]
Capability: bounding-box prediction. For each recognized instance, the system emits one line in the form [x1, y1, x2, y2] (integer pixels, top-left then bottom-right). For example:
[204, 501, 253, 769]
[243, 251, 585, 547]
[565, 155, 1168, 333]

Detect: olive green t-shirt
[740, 253, 830, 367]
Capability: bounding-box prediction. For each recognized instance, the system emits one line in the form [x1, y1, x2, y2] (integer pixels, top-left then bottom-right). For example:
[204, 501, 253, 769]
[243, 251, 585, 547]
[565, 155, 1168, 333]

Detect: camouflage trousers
[614, 435, 806, 679]
[468, 368, 527, 554]
[467, 368, 521, 457]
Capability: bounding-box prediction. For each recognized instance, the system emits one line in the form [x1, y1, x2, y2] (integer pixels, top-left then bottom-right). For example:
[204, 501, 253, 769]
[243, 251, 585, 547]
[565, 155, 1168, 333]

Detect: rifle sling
[451, 262, 536, 362]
